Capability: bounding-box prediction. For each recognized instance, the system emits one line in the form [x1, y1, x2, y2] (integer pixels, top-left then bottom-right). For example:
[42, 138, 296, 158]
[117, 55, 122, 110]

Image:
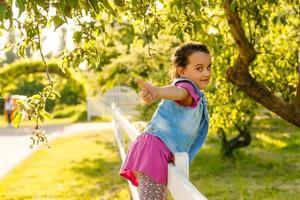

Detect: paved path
[0, 122, 112, 180]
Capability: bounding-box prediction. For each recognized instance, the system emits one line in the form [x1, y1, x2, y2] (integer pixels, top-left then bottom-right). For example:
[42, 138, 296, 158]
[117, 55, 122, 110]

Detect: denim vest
[144, 78, 209, 163]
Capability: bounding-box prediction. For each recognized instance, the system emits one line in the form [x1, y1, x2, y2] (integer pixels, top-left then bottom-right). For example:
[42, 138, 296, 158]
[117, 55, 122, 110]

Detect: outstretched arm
[136, 79, 192, 105]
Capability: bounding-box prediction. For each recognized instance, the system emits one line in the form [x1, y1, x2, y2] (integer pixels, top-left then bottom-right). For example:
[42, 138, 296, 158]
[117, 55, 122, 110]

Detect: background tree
[0, 0, 298, 150]
[0, 0, 297, 126]
[3, 31, 19, 64]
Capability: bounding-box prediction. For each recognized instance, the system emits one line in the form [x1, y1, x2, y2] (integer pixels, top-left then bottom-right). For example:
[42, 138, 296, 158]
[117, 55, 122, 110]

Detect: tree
[3, 31, 19, 64]
[0, 0, 299, 131]
[223, 0, 299, 126]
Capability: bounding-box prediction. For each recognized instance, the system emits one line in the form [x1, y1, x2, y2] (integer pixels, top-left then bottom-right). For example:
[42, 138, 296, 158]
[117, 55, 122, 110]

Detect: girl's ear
[177, 67, 185, 77]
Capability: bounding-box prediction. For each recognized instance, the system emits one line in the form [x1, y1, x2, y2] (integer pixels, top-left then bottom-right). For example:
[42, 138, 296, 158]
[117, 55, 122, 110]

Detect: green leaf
[103, 33, 110, 46]
[230, 1, 238, 12]
[53, 16, 65, 31]
[268, 0, 277, 3]
[113, 0, 125, 7]
[73, 32, 82, 44]
[16, 99, 26, 107]
[12, 111, 22, 128]
[18, 44, 26, 57]
[43, 111, 52, 120]
[65, 6, 73, 18]
[31, 94, 41, 99]
[2, 42, 13, 51]
[100, 0, 116, 16]
[35, 0, 46, 8]
[53, 91, 61, 98]
[69, 0, 79, 8]
[88, 0, 100, 13]
[0, 4, 6, 21]
[15, 0, 25, 16]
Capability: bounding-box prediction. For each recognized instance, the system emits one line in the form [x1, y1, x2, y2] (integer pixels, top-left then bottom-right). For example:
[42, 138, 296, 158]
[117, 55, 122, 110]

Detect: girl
[120, 43, 211, 199]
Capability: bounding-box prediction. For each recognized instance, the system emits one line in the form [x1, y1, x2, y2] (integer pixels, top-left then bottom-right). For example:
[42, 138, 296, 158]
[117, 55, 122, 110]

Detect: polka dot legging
[137, 173, 168, 200]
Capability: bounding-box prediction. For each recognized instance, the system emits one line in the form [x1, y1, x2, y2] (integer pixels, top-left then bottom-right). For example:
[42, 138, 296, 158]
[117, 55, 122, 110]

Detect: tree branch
[224, 0, 300, 127]
[226, 55, 300, 126]
[224, 0, 256, 66]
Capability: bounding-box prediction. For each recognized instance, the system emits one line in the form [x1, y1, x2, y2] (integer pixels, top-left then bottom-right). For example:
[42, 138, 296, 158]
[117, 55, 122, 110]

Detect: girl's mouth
[200, 79, 209, 82]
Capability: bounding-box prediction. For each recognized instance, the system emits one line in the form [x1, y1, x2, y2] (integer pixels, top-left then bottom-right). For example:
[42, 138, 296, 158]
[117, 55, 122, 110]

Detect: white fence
[111, 104, 207, 200]
[87, 85, 140, 121]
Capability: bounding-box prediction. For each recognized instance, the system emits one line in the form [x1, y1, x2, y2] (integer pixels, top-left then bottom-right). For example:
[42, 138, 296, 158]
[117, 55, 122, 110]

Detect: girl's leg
[137, 172, 168, 200]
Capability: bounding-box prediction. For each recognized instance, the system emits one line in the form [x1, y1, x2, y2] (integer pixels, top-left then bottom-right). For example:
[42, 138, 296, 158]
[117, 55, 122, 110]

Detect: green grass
[0, 116, 299, 200]
[190, 117, 300, 200]
[0, 129, 130, 199]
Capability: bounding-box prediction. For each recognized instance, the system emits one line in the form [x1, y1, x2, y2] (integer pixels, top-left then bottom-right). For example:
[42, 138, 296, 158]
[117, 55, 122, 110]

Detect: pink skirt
[119, 132, 174, 186]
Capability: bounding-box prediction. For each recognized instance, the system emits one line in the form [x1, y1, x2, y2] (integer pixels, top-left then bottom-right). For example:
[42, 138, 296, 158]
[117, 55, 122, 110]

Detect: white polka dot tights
[137, 173, 168, 200]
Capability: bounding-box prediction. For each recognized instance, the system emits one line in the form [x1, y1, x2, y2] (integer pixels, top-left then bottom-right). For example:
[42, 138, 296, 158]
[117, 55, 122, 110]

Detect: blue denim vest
[144, 78, 209, 163]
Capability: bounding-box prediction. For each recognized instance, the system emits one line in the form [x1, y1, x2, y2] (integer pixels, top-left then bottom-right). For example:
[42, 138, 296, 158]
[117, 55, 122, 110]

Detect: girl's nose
[203, 68, 211, 77]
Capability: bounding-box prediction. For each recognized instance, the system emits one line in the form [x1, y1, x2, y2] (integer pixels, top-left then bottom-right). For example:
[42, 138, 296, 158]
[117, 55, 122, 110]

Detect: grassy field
[0, 129, 130, 199]
[0, 117, 299, 200]
[190, 117, 300, 200]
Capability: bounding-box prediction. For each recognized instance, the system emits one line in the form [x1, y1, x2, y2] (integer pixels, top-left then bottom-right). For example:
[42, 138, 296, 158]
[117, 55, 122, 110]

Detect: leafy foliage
[0, 0, 298, 149]
[0, 60, 86, 148]
[12, 85, 59, 147]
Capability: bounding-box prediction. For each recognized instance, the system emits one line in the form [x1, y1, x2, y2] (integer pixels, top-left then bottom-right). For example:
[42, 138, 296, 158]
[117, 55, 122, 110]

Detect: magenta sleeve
[175, 82, 200, 108]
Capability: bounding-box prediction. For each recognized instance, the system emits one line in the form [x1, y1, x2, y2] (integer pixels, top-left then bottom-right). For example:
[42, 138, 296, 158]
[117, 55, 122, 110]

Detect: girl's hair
[170, 43, 210, 78]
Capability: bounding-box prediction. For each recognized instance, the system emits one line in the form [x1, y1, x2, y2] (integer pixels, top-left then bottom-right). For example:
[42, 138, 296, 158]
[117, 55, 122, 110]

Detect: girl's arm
[137, 79, 193, 105]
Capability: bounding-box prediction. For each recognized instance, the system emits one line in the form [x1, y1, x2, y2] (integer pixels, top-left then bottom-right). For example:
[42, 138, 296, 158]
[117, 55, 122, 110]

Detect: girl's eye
[196, 67, 203, 71]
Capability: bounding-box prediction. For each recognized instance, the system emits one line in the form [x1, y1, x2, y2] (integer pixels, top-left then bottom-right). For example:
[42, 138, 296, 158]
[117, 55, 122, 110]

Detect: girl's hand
[136, 79, 159, 105]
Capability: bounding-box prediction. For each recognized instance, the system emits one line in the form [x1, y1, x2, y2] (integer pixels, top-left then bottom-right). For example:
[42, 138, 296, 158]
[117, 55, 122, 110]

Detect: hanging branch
[37, 26, 54, 97]
[140, 0, 153, 58]
[224, 0, 256, 66]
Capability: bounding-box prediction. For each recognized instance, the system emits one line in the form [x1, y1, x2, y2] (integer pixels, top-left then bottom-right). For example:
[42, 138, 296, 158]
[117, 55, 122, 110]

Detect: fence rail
[111, 104, 207, 200]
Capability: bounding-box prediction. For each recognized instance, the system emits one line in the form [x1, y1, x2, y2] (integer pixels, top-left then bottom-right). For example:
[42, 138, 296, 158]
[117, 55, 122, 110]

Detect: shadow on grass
[68, 142, 127, 198]
[71, 157, 119, 177]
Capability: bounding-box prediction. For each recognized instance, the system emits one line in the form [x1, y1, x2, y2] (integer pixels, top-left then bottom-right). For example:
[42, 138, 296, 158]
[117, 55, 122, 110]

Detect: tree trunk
[295, 50, 300, 114]
[218, 125, 252, 157]
[224, 0, 300, 127]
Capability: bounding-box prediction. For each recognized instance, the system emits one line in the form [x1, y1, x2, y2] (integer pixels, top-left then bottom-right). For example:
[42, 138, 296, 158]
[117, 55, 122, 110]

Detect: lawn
[0, 129, 130, 199]
[0, 116, 299, 200]
[190, 117, 300, 200]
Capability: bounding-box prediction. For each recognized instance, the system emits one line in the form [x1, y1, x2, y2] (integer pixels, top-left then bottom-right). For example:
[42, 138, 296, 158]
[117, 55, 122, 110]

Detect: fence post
[174, 152, 189, 179]
[111, 103, 140, 200]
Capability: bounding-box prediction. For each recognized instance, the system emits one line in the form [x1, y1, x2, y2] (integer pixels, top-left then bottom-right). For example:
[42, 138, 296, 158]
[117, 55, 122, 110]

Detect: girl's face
[178, 52, 212, 90]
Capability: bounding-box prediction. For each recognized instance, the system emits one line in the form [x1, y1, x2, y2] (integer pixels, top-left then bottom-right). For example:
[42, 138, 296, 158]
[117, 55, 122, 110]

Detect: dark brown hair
[170, 43, 210, 78]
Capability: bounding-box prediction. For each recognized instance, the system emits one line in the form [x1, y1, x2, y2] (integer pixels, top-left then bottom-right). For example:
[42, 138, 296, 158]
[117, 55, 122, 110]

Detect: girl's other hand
[136, 79, 159, 105]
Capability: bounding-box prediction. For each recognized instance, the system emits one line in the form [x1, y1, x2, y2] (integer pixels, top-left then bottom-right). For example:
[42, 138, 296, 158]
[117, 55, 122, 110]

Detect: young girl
[120, 43, 211, 199]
